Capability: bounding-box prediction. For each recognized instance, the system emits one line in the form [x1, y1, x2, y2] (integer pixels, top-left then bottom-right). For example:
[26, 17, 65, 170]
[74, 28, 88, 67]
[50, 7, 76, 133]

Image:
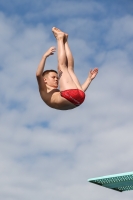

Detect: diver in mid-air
[36, 27, 98, 110]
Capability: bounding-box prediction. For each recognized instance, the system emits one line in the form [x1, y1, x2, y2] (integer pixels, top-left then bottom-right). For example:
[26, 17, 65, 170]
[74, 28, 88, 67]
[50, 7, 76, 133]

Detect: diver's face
[45, 72, 58, 88]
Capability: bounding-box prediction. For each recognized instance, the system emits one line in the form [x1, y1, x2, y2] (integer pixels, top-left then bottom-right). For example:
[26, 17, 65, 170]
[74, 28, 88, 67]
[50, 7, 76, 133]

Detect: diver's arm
[82, 68, 98, 92]
[36, 47, 56, 77]
[36, 55, 47, 77]
[82, 77, 92, 92]
[36, 47, 56, 90]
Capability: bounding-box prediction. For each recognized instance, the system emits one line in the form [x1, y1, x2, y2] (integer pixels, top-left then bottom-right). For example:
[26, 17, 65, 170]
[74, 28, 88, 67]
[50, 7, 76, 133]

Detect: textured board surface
[88, 171, 133, 192]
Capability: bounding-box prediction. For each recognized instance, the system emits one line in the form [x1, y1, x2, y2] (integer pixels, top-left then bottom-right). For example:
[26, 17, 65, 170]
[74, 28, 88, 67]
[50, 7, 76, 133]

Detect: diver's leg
[52, 27, 83, 90]
[52, 27, 77, 91]
[64, 39, 83, 90]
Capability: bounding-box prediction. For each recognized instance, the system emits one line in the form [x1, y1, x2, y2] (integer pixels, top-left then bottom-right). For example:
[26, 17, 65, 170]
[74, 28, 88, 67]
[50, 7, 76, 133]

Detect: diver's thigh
[68, 68, 83, 90]
[58, 68, 77, 91]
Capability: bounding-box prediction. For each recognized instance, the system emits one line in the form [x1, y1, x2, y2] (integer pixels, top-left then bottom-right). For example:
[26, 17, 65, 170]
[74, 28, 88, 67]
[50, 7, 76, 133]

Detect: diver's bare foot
[64, 33, 68, 42]
[52, 27, 68, 41]
[52, 27, 65, 40]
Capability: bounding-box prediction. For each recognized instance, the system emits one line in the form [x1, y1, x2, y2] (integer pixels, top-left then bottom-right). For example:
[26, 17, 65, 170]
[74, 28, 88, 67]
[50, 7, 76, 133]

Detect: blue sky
[0, 0, 133, 200]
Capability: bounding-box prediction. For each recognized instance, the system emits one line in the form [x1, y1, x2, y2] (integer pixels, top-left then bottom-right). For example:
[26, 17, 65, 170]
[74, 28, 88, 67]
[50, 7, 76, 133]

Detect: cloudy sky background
[0, 0, 133, 199]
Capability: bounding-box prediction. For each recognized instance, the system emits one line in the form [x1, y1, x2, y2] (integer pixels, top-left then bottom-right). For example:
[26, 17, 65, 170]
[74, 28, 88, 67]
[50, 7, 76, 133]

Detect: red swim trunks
[60, 89, 85, 106]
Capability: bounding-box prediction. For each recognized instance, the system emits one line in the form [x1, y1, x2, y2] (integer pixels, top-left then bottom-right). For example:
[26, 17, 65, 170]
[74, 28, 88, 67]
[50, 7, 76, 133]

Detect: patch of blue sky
[55, 126, 84, 135]
[15, 154, 38, 164]
[99, 0, 133, 17]
[7, 99, 26, 111]
[18, 79, 37, 91]
[15, 151, 74, 164]
[40, 152, 52, 157]
[0, 0, 132, 28]
[0, 64, 3, 71]
[41, 151, 76, 168]
[26, 120, 49, 129]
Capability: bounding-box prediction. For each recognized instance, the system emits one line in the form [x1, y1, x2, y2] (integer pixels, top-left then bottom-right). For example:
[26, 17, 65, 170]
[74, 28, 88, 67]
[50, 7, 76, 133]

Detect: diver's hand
[88, 68, 98, 80]
[44, 47, 56, 58]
